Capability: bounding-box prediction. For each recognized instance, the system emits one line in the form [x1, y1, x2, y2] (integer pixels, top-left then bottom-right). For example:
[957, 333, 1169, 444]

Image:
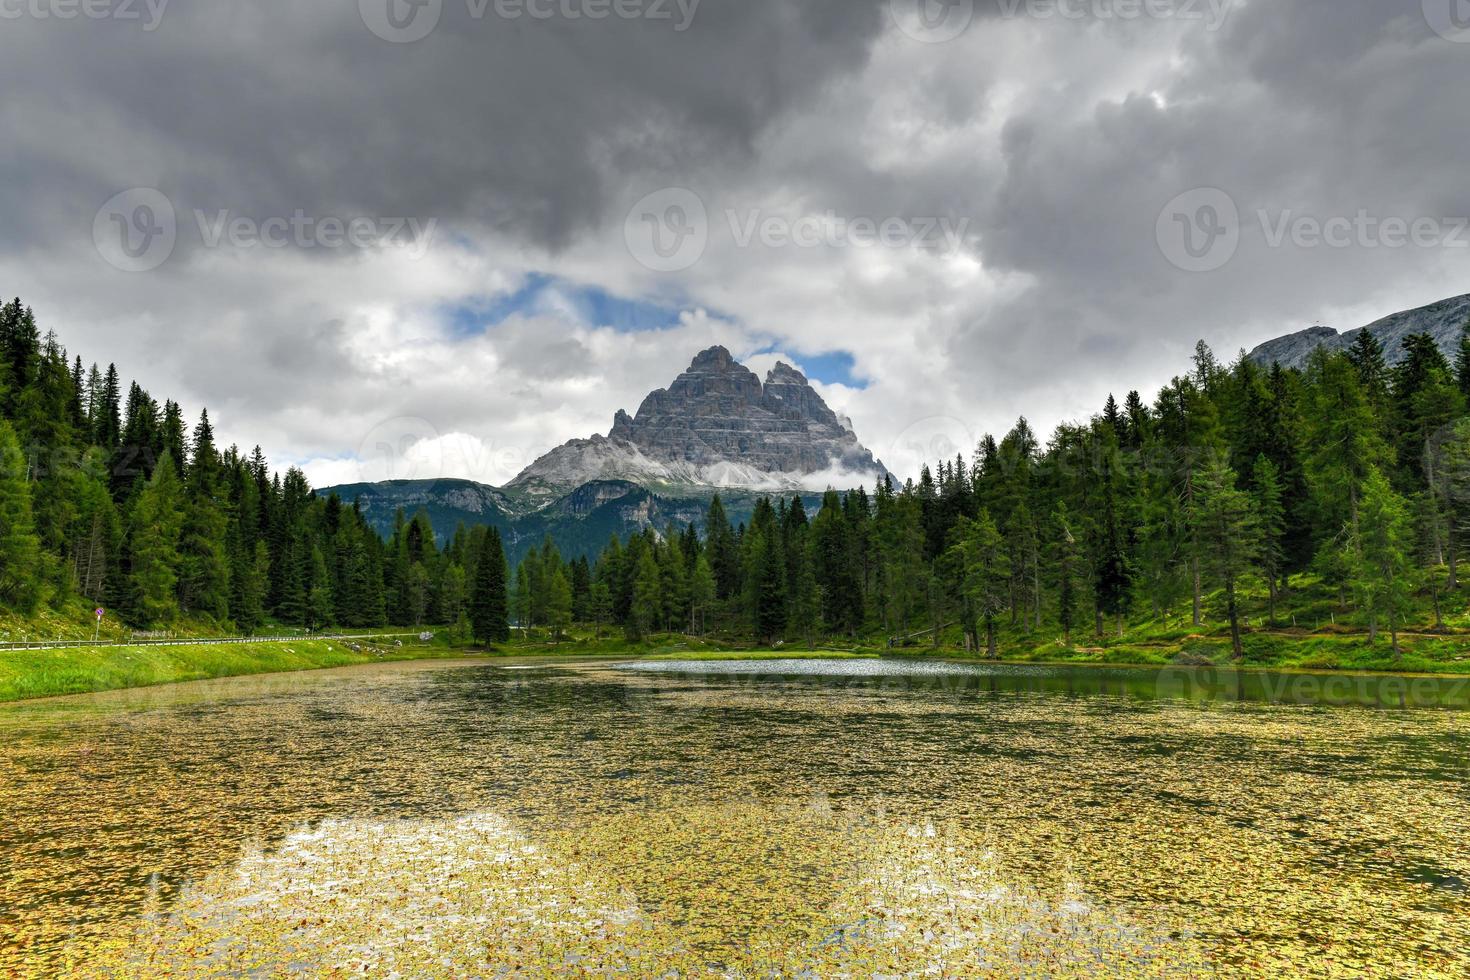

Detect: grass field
[0, 639, 466, 704]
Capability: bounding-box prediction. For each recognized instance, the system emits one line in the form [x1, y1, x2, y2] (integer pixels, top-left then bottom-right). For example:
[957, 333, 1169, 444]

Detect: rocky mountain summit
[1248, 293, 1470, 370]
[507, 346, 890, 502]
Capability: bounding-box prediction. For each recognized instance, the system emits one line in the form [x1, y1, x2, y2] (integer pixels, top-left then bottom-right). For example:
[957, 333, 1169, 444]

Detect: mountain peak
[688, 345, 738, 372]
[509, 346, 889, 499]
[765, 362, 809, 387]
[1248, 293, 1470, 370]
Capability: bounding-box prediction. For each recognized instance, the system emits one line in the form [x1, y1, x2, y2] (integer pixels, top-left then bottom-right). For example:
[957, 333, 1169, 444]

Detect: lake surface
[1, 657, 1467, 976]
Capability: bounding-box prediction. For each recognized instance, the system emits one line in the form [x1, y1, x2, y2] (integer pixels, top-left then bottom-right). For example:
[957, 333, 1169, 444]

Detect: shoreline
[5, 638, 1470, 706]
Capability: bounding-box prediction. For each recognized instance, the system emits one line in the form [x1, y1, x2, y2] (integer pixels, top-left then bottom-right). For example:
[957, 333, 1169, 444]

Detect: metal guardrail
[0, 632, 427, 653]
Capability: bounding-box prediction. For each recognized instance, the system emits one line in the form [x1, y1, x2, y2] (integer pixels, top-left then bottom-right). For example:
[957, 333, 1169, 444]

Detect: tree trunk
[1226, 579, 1243, 661]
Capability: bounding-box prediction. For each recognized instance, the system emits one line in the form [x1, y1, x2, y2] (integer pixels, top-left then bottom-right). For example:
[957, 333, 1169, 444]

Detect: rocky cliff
[1248, 293, 1470, 370]
[507, 346, 889, 502]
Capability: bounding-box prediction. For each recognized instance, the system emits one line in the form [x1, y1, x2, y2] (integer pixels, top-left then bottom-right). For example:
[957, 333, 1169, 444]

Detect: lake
[1, 657, 1467, 976]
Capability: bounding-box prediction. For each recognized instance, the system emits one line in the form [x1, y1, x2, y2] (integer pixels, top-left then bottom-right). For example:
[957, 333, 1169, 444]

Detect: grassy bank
[875, 622, 1470, 675]
[0, 639, 467, 704]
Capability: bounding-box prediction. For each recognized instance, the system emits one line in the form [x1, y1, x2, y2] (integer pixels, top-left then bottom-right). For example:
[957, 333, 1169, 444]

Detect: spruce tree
[546, 566, 573, 641]
[1252, 455, 1287, 623]
[0, 420, 42, 611]
[1197, 455, 1259, 661]
[127, 452, 186, 626]
[1053, 502, 1078, 646]
[470, 527, 510, 644]
[1351, 468, 1415, 658]
[949, 512, 1009, 658]
[629, 549, 661, 641]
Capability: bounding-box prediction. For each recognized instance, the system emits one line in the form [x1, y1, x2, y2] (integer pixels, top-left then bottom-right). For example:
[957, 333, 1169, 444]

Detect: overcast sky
[3, 0, 1467, 487]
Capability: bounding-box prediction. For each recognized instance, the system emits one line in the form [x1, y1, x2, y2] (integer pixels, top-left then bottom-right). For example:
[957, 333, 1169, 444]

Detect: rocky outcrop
[509, 346, 889, 499]
[1248, 293, 1470, 370]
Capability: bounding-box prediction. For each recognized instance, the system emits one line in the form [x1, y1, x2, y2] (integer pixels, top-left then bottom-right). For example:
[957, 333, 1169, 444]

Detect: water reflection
[0, 657, 1466, 977]
[622, 657, 1470, 709]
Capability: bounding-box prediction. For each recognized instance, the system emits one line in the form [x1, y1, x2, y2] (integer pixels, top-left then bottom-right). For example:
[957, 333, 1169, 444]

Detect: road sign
[95, 608, 105, 619]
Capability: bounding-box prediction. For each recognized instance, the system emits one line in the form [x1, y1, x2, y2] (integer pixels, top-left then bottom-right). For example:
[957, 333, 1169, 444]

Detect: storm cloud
[2, 0, 1466, 485]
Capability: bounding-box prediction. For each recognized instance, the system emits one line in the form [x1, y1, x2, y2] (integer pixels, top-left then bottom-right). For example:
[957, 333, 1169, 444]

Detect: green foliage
[0, 419, 41, 611]
[128, 453, 186, 626]
[470, 528, 510, 645]
[1349, 468, 1416, 657]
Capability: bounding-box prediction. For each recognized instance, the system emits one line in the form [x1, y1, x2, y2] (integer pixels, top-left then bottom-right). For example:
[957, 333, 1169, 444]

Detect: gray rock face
[1248, 293, 1470, 370]
[509, 346, 889, 499]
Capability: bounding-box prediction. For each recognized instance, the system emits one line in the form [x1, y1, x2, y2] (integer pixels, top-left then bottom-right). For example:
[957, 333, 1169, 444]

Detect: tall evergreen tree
[1197, 455, 1259, 660]
[127, 453, 186, 626]
[0, 420, 42, 611]
[470, 527, 510, 644]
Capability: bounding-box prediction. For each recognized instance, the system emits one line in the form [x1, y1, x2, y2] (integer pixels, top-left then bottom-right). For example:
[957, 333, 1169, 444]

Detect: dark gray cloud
[1, 0, 1467, 484]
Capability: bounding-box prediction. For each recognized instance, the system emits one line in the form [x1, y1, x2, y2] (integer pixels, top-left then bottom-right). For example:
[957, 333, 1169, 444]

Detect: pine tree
[948, 512, 1009, 658]
[178, 412, 230, 620]
[1351, 468, 1416, 659]
[629, 549, 661, 642]
[0, 420, 42, 611]
[1252, 455, 1287, 624]
[236, 540, 270, 634]
[1197, 455, 1259, 661]
[705, 494, 739, 602]
[97, 364, 122, 450]
[589, 580, 613, 640]
[546, 565, 573, 641]
[470, 527, 510, 644]
[1092, 452, 1132, 638]
[307, 546, 335, 631]
[127, 452, 186, 626]
[1053, 502, 1078, 646]
[688, 554, 715, 636]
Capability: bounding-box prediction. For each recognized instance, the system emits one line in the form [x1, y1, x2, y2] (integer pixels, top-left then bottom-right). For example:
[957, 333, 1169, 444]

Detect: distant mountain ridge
[321, 347, 886, 561]
[1247, 293, 1470, 370]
